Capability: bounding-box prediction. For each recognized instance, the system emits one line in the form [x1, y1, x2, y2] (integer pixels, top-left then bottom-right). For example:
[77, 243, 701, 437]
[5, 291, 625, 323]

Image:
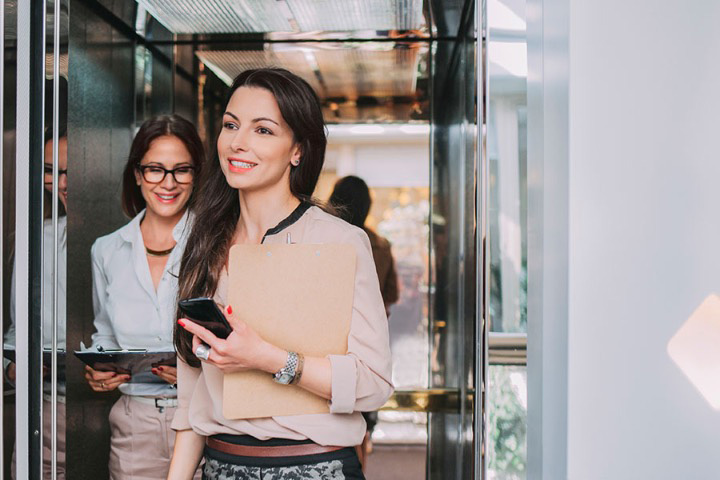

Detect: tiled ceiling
[196, 45, 423, 100]
[135, 0, 425, 34]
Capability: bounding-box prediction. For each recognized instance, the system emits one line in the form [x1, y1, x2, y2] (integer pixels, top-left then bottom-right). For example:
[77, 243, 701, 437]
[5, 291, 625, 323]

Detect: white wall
[529, 1, 720, 478]
[567, 1, 720, 478]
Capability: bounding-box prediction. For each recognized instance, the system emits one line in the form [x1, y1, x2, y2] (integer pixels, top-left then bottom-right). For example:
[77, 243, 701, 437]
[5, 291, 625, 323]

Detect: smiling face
[133, 135, 194, 219]
[217, 86, 301, 194]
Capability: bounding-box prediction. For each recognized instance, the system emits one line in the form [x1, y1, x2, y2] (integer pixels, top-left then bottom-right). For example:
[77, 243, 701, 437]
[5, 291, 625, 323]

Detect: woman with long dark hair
[168, 68, 393, 479]
[85, 114, 204, 479]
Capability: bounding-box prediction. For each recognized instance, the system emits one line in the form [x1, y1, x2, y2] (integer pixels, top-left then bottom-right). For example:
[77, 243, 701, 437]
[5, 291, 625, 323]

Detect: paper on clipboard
[223, 243, 356, 419]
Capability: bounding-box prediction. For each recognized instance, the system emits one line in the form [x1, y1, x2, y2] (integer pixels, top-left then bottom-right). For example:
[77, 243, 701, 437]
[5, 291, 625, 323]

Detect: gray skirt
[202, 435, 365, 480]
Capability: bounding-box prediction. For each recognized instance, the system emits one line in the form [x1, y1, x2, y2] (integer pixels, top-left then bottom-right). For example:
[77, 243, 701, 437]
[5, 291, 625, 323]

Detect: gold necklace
[145, 245, 175, 257]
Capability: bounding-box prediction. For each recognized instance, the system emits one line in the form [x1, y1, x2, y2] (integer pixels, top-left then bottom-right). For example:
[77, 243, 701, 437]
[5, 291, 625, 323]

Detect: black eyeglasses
[137, 165, 195, 184]
[43, 164, 68, 183]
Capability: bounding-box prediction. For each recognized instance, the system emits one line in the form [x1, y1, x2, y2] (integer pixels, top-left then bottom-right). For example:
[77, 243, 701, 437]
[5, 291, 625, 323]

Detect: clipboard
[223, 243, 356, 419]
[4, 348, 67, 381]
[3, 347, 66, 367]
[73, 350, 176, 384]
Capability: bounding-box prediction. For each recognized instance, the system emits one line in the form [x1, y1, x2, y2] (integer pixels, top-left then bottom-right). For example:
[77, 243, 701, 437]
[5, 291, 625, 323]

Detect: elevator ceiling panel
[195, 50, 323, 92]
[285, 0, 424, 32]
[135, 0, 424, 34]
[313, 47, 420, 98]
[196, 46, 420, 99]
[135, 0, 294, 33]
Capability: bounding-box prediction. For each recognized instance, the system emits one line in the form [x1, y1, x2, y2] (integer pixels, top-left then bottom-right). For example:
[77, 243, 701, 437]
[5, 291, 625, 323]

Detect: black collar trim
[261, 201, 312, 243]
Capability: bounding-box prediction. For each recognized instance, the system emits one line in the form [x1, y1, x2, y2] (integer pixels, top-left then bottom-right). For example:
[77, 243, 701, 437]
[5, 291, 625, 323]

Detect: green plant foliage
[488, 367, 527, 480]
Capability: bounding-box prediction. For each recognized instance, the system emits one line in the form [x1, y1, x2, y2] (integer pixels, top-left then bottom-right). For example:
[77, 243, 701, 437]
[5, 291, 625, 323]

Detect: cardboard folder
[223, 243, 356, 419]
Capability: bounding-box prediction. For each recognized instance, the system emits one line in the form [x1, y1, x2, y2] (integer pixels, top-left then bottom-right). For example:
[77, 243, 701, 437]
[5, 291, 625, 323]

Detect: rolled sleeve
[328, 354, 358, 414]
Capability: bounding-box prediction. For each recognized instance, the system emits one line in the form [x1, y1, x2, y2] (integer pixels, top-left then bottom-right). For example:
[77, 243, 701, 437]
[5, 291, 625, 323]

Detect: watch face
[277, 372, 293, 384]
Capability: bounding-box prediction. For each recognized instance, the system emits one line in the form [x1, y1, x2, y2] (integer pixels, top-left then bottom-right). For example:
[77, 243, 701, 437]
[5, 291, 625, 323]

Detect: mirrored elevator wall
[66, 2, 188, 477]
[428, 0, 479, 478]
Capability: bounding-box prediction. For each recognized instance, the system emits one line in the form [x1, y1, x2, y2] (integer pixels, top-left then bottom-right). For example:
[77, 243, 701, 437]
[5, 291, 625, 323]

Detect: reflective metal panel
[427, 0, 480, 478]
[0, 0, 5, 475]
[66, 1, 137, 478]
[196, 44, 422, 98]
[196, 42, 429, 123]
[286, 0, 425, 32]
[135, 0, 425, 34]
[15, 0, 47, 477]
[136, 0, 293, 34]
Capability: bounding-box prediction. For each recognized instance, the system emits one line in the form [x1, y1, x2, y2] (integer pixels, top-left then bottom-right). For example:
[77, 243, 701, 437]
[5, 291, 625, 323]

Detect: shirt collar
[117, 208, 191, 244]
[118, 209, 145, 244]
[261, 201, 312, 243]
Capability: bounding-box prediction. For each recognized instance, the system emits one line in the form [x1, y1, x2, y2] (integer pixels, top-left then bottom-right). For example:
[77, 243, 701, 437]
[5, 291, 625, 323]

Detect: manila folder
[223, 243, 356, 419]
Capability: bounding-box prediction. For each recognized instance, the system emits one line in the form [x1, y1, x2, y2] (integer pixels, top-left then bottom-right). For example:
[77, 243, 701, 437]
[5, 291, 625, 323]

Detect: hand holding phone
[178, 297, 233, 339]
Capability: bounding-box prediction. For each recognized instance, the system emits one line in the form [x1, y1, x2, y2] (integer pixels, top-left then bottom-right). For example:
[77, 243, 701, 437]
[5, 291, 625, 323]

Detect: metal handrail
[488, 332, 527, 366]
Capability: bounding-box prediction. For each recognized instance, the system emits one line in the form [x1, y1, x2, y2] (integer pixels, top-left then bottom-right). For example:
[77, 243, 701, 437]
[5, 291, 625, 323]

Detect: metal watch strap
[290, 353, 305, 385]
[274, 351, 299, 384]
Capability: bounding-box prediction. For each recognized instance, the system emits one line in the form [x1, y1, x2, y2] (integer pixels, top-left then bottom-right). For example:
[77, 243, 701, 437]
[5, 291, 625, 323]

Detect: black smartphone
[178, 297, 233, 339]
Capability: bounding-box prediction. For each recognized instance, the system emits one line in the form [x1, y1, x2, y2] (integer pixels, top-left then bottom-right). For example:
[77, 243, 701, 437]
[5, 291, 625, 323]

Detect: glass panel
[2, 3, 17, 477]
[427, 8, 478, 478]
[487, 365, 527, 480]
[487, 0, 528, 334]
[316, 123, 430, 464]
[67, 2, 139, 477]
[43, 1, 69, 478]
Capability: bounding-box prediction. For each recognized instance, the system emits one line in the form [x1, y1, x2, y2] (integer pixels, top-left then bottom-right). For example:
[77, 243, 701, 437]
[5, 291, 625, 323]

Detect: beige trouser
[11, 398, 66, 480]
[109, 395, 201, 480]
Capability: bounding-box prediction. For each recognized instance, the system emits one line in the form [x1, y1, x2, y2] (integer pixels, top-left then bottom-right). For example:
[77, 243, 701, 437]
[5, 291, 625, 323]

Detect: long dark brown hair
[175, 68, 327, 365]
[121, 114, 205, 218]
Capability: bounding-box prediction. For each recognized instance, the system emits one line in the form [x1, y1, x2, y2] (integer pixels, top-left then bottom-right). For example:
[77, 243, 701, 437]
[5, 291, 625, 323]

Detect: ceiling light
[399, 124, 429, 135]
[135, 0, 294, 33]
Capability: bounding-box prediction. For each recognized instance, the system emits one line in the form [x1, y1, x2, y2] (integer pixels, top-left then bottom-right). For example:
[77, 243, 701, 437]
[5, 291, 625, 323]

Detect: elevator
[2, 1, 530, 478]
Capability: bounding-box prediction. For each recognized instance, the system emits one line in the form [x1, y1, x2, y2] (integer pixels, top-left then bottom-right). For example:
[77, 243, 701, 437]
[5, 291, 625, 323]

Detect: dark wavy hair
[121, 114, 205, 218]
[175, 68, 327, 365]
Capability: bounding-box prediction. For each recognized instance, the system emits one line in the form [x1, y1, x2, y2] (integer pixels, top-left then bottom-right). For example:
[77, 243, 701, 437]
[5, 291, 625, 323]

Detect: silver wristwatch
[273, 351, 299, 385]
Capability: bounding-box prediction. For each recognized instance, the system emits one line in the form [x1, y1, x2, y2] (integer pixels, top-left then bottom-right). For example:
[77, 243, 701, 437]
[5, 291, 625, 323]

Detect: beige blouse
[171, 205, 394, 446]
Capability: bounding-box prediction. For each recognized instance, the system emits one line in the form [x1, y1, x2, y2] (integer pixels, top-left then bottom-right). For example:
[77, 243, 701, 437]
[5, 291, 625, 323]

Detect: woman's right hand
[84, 365, 130, 392]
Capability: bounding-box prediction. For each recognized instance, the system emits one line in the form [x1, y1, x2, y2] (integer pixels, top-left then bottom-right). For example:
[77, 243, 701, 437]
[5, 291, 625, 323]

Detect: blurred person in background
[329, 175, 399, 469]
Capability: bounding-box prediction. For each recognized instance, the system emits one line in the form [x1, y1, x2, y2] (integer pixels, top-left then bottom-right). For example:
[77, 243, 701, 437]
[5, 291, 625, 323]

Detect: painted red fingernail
[227, 305, 233, 315]
[151, 368, 158, 374]
[178, 319, 186, 327]
[158, 366, 164, 371]
[111, 373, 117, 377]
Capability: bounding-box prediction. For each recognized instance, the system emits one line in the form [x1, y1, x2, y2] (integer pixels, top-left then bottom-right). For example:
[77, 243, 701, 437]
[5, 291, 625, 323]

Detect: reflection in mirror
[39, 1, 69, 477]
[488, 365, 527, 480]
[487, 0, 528, 334]
[195, 41, 429, 124]
[1, 2, 15, 477]
[486, 0, 529, 478]
[318, 123, 430, 476]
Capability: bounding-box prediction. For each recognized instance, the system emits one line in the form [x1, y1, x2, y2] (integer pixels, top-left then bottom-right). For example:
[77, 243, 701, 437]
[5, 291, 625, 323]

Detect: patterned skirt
[202, 434, 365, 480]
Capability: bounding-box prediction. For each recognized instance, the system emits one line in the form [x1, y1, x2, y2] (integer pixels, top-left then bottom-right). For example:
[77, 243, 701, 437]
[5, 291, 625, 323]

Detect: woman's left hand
[152, 365, 177, 385]
[179, 305, 285, 374]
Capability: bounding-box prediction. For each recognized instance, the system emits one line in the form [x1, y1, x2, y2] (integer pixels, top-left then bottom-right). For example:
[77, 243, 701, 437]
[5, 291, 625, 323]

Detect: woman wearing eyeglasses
[84, 115, 204, 479]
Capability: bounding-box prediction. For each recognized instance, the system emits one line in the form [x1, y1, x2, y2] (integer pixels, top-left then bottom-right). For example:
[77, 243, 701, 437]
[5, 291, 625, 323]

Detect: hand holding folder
[223, 243, 356, 419]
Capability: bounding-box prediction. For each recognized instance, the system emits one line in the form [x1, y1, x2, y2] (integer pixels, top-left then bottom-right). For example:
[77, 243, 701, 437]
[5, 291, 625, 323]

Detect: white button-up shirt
[6, 216, 67, 395]
[91, 209, 191, 397]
